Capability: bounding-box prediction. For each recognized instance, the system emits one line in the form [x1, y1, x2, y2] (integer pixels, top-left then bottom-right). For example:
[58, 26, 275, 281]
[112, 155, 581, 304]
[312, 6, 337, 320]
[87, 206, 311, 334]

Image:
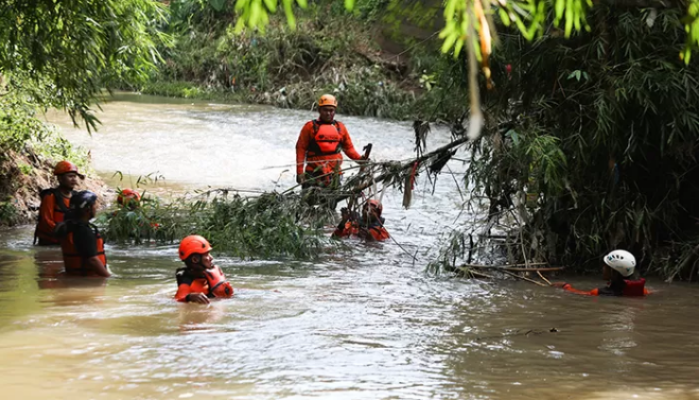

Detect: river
[0, 93, 696, 399]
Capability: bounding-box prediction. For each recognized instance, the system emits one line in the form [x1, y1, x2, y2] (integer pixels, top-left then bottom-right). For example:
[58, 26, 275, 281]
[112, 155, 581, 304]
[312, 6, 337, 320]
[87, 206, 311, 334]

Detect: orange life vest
[365, 226, 390, 241]
[35, 188, 74, 244]
[309, 121, 342, 156]
[305, 121, 343, 176]
[60, 223, 107, 276]
[203, 266, 234, 298]
[333, 218, 390, 242]
[622, 278, 647, 296]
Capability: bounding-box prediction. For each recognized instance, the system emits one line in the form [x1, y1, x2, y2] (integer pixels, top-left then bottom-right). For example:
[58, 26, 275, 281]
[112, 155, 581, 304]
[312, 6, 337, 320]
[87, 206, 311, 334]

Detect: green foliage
[98, 189, 337, 260]
[434, 5, 698, 279]
[139, 5, 469, 120]
[682, 0, 699, 64]
[0, 0, 169, 131]
[0, 80, 50, 156]
[0, 77, 90, 169]
[232, 0, 308, 32]
[0, 199, 18, 226]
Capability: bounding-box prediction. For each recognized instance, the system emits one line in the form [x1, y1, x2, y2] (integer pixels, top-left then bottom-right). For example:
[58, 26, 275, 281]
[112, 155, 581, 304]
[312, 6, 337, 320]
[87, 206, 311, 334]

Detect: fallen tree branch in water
[501, 270, 549, 287]
[462, 262, 548, 268]
[455, 267, 497, 280]
[333, 136, 471, 204]
[537, 270, 553, 286]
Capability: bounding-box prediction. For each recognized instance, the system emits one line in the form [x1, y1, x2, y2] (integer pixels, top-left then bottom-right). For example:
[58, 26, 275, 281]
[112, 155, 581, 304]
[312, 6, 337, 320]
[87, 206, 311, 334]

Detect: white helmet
[603, 250, 636, 277]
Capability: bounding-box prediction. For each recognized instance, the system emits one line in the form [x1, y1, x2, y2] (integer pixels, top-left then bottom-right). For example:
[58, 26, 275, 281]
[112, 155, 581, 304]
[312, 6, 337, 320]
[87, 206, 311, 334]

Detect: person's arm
[368, 226, 390, 241]
[338, 122, 362, 160]
[84, 257, 111, 277]
[295, 123, 313, 176]
[552, 282, 599, 296]
[332, 209, 358, 238]
[174, 279, 210, 303]
[39, 193, 57, 231]
[174, 283, 193, 302]
[73, 226, 111, 277]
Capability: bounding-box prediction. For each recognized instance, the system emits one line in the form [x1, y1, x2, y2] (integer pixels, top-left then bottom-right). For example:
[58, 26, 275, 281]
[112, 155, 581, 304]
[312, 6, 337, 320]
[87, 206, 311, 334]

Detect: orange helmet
[366, 199, 383, 216]
[318, 94, 338, 108]
[179, 235, 213, 261]
[117, 188, 141, 207]
[54, 161, 85, 178]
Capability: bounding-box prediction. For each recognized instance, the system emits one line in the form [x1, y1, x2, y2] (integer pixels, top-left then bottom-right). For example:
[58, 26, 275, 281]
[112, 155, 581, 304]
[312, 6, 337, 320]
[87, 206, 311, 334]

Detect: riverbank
[124, 4, 467, 121]
[0, 132, 106, 226]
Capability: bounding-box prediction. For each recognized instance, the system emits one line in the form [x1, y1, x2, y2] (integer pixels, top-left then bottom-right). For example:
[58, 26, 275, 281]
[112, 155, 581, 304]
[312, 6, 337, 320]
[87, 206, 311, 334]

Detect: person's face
[191, 252, 214, 270]
[602, 264, 611, 280]
[318, 106, 335, 123]
[58, 173, 80, 190]
[362, 203, 380, 221]
[122, 196, 139, 211]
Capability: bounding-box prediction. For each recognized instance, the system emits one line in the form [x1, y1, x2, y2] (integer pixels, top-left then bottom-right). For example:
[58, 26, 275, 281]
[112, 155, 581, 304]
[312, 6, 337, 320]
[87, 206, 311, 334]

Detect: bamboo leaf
[344, 0, 355, 12]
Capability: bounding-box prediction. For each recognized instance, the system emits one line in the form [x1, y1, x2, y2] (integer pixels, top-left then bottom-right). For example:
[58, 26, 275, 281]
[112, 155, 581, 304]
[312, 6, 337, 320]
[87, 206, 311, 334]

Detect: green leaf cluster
[99, 189, 336, 260]
[0, 0, 169, 132]
[433, 5, 698, 279]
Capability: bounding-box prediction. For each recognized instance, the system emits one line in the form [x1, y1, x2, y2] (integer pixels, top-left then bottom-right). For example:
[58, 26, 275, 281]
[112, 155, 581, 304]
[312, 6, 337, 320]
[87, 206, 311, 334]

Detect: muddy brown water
[0, 93, 696, 399]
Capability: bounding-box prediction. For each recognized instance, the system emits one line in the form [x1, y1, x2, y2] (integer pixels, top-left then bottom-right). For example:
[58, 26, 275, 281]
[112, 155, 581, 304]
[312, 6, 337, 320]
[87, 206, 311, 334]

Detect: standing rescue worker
[332, 199, 390, 242]
[59, 191, 111, 277]
[295, 94, 365, 189]
[552, 250, 649, 296]
[35, 161, 85, 245]
[174, 235, 233, 304]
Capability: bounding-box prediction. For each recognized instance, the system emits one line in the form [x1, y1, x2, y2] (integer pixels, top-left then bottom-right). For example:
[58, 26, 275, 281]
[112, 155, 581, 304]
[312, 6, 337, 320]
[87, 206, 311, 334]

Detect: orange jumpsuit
[332, 214, 390, 242]
[174, 266, 233, 302]
[295, 119, 363, 183]
[35, 189, 73, 245]
[561, 278, 649, 296]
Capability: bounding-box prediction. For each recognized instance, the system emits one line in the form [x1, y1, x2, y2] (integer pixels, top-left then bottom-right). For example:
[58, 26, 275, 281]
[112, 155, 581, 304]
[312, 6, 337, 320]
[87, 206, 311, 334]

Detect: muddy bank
[0, 147, 107, 226]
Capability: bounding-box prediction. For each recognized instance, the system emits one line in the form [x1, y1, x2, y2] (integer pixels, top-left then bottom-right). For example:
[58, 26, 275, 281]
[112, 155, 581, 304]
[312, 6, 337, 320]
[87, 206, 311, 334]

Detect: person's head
[117, 188, 141, 210]
[362, 199, 383, 222]
[69, 190, 99, 221]
[179, 235, 214, 275]
[54, 161, 85, 190]
[317, 94, 337, 123]
[603, 249, 636, 281]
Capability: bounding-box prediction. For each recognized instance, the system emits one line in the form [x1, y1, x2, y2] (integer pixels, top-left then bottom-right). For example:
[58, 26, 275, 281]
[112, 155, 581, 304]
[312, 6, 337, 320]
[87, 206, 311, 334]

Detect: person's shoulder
[299, 120, 315, 135]
[39, 188, 57, 201]
[176, 268, 194, 285]
[335, 120, 350, 134]
[71, 222, 95, 235]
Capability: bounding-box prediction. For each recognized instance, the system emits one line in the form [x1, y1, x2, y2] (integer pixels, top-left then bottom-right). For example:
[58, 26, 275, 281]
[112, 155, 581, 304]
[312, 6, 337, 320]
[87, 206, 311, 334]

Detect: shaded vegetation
[0, 0, 168, 223]
[427, 5, 698, 280]
[130, 0, 468, 120]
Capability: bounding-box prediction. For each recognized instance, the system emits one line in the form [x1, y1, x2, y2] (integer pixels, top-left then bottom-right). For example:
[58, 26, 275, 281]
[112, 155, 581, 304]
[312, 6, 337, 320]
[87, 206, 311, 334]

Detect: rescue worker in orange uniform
[117, 188, 141, 210]
[34, 161, 85, 245]
[295, 94, 365, 189]
[552, 250, 650, 296]
[332, 199, 390, 242]
[59, 191, 111, 277]
[174, 235, 234, 304]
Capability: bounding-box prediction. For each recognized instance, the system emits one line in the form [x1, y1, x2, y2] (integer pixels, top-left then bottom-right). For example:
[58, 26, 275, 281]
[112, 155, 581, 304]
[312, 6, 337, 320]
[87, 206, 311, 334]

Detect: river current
[0, 93, 696, 399]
